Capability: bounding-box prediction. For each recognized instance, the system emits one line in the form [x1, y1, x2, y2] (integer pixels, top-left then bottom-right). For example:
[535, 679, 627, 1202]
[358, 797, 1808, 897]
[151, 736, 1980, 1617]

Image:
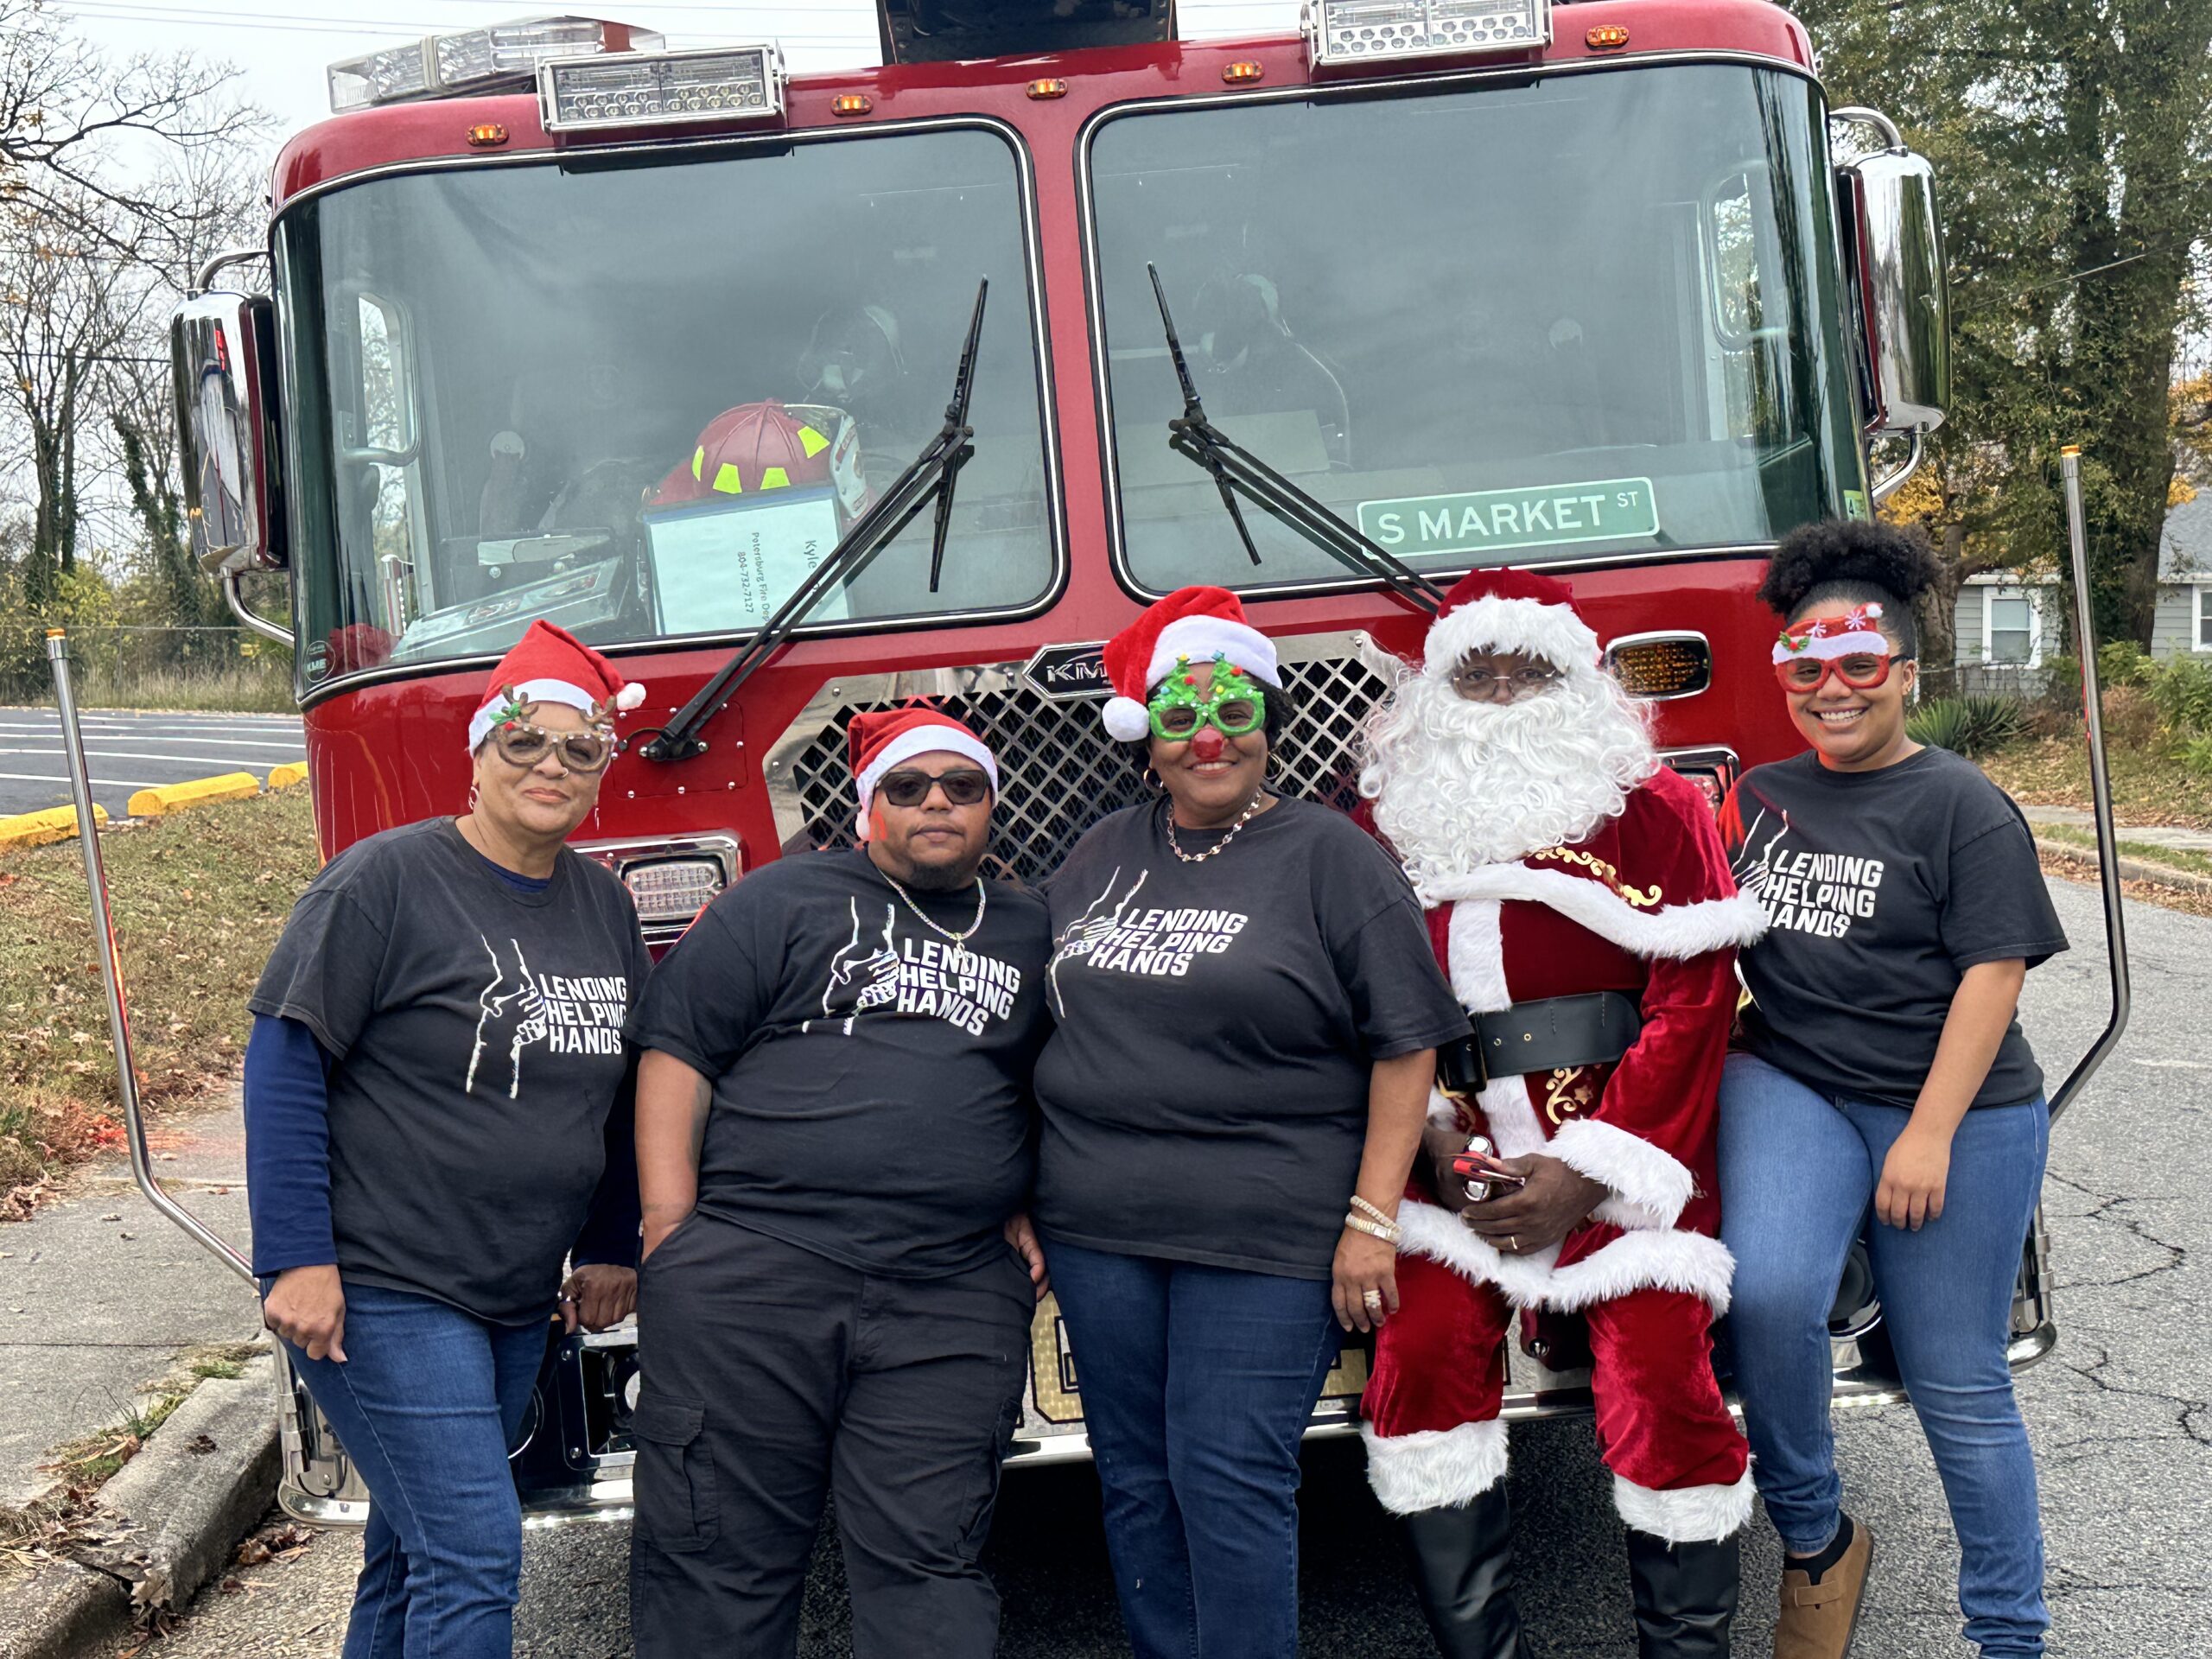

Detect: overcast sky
[60, 0, 1307, 140]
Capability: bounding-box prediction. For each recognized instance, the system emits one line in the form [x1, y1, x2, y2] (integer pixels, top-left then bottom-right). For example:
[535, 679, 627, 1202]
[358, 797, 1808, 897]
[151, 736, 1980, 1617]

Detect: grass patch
[2032, 821, 2212, 880]
[41, 1394, 185, 1485]
[188, 1357, 245, 1382]
[73, 661, 296, 715]
[0, 788, 320, 1186]
[1983, 734, 2212, 830]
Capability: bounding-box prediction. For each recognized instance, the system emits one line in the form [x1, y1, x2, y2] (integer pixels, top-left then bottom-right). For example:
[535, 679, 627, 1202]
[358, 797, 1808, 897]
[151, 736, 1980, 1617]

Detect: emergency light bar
[327, 17, 663, 114]
[1300, 0, 1551, 67]
[539, 44, 785, 133]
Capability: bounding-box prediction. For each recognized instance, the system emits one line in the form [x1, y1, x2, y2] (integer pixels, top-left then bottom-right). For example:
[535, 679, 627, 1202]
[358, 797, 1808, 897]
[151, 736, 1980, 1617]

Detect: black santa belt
[1436, 991, 1643, 1098]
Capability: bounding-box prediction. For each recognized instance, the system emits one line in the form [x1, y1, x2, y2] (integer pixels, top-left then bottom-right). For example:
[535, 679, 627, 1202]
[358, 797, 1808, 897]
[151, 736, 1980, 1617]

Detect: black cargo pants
[628, 1212, 1033, 1659]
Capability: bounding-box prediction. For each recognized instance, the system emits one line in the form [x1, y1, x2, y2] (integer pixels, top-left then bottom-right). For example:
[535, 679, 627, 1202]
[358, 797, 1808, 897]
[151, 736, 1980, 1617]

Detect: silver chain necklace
[1165, 791, 1268, 864]
[881, 869, 988, 943]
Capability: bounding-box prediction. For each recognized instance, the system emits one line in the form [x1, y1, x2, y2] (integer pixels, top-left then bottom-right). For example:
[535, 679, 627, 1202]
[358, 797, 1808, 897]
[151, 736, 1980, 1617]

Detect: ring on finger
[1506, 1235, 1518, 1254]
[1361, 1288, 1384, 1310]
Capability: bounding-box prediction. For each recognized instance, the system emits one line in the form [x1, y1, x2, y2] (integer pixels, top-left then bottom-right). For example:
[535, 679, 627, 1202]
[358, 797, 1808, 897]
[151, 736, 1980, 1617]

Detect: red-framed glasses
[1773, 652, 1894, 694]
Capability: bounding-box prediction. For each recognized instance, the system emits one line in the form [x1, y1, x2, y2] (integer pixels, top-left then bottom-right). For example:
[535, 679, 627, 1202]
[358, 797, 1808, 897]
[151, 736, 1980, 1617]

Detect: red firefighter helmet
[650, 400, 838, 506]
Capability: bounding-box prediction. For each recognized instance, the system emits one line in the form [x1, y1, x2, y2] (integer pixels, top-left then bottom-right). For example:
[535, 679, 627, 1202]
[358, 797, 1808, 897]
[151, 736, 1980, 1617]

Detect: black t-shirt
[249, 818, 649, 1324]
[1724, 747, 2068, 1109]
[626, 849, 1051, 1279]
[1033, 796, 1468, 1281]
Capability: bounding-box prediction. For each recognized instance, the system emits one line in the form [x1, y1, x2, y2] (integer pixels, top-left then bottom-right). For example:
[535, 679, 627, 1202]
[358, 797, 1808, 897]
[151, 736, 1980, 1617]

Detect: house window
[2198, 585, 2211, 651]
[1986, 588, 2038, 664]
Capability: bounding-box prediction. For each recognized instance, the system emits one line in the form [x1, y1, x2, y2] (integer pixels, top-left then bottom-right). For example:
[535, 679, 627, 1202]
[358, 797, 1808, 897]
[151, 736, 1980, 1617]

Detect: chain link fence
[0, 626, 295, 711]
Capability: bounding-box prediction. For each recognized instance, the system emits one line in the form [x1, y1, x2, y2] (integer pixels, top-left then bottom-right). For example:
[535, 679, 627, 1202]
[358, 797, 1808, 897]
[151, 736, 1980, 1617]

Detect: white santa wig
[1359, 572, 1657, 884]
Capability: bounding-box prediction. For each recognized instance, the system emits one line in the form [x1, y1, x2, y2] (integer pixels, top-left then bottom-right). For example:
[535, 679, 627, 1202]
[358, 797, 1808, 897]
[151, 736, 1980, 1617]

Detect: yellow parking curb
[126, 772, 263, 819]
[266, 761, 309, 791]
[0, 802, 108, 849]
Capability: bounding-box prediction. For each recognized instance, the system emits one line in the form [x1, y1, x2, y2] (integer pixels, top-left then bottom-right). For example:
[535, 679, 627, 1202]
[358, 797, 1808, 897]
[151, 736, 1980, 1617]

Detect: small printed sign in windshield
[1357, 477, 1659, 560]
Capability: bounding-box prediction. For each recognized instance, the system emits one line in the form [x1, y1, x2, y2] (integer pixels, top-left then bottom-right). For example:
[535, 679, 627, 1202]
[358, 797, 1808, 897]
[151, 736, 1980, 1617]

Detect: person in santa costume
[1357, 568, 1764, 1659]
[246, 620, 651, 1657]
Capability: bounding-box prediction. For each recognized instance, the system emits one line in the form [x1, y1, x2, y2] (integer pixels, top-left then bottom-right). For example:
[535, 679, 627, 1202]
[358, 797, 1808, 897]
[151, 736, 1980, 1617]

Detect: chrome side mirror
[1834, 107, 1950, 436]
[170, 290, 288, 575]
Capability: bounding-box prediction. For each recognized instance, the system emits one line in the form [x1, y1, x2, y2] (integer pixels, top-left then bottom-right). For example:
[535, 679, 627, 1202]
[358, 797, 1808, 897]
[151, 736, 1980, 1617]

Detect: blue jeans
[283, 1280, 549, 1659]
[1718, 1052, 2050, 1658]
[1042, 1240, 1341, 1659]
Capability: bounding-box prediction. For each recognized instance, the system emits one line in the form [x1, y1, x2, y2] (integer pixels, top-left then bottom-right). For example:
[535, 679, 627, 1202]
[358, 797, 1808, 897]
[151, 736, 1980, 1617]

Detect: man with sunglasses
[1355, 568, 1764, 1659]
[626, 707, 1052, 1659]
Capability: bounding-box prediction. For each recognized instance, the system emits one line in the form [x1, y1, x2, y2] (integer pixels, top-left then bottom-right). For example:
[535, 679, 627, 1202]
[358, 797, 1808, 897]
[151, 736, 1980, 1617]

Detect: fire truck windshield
[275, 123, 1056, 689]
[1089, 61, 1866, 595]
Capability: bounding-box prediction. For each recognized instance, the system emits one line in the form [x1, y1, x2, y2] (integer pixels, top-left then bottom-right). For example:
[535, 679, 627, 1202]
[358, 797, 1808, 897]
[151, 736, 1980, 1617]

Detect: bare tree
[0, 0, 268, 264]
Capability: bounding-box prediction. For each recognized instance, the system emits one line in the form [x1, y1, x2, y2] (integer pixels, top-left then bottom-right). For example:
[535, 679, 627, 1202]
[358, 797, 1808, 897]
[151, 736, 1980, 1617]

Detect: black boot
[1401, 1490, 1529, 1659]
[1624, 1529, 1740, 1659]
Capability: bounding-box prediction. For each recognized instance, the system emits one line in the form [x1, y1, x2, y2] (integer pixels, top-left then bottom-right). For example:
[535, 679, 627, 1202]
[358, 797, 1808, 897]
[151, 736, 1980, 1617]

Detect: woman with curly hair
[1715, 520, 2067, 1659]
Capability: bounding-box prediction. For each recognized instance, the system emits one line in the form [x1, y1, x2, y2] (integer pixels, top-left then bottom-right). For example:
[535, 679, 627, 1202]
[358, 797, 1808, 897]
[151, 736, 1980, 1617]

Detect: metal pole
[2049, 447, 2131, 1124]
[46, 629, 255, 1282]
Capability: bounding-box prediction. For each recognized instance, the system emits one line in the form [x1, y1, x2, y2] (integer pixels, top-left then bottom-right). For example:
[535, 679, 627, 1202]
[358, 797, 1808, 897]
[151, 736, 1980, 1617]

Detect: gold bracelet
[1343, 1211, 1402, 1244]
[1349, 1194, 1397, 1229]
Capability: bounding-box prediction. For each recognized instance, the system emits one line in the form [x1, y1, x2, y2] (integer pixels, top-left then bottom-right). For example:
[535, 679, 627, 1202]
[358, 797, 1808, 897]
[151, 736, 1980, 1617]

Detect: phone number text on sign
[1356, 476, 1660, 558]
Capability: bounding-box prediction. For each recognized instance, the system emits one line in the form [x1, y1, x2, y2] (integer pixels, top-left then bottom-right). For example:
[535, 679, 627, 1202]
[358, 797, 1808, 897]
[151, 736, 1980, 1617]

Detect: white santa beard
[1361, 665, 1657, 880]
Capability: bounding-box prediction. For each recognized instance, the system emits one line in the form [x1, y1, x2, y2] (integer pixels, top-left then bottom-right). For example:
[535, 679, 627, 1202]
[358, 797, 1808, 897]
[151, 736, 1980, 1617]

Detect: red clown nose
[1190, 726, 1227, 761]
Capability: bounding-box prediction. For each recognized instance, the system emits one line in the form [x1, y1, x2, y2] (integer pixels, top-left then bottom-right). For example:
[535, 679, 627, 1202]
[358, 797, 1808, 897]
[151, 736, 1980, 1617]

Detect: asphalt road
[95, 874, 2212, 1658]
[0, 707, 305, 820]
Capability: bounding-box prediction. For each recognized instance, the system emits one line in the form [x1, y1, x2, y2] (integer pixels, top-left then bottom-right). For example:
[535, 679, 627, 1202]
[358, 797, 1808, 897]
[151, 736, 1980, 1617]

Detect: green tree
[1806, 0, 2212, 648]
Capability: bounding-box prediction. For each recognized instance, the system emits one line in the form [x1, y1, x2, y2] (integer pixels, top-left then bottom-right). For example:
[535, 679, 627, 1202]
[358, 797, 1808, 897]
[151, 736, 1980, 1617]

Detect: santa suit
[1363, 764, 1762, 1543]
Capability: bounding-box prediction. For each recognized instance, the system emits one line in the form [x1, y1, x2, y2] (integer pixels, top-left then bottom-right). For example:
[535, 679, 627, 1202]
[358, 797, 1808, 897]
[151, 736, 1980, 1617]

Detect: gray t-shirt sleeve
[248, 885, 392, 1060]
[1940, 812, 2068, 969]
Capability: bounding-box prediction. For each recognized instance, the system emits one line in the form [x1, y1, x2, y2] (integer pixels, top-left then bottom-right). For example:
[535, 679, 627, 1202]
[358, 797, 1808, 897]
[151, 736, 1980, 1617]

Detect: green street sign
[1357, 476, 1659, 558]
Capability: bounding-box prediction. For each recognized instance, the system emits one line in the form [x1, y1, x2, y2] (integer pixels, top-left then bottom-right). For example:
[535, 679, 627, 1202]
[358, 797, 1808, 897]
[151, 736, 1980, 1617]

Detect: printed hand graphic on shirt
[1727, 804, 1792, 906]
[813, 899, 901, 1034]
[1047, 867, 1147, 1017]
[467, 937, 554, 1099]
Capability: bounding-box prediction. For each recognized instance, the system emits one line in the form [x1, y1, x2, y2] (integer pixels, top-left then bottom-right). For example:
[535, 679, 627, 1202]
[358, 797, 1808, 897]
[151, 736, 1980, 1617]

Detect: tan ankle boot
[1773, 1522, 1871, 1659]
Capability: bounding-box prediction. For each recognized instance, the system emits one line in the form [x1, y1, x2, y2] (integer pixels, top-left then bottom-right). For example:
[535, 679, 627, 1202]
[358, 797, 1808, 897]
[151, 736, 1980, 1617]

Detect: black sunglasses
[877, 768, 993, 808]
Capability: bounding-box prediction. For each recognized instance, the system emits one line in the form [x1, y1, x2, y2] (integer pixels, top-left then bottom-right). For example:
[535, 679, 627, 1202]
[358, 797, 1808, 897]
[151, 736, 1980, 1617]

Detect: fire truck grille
[763, 635, 1395, 886]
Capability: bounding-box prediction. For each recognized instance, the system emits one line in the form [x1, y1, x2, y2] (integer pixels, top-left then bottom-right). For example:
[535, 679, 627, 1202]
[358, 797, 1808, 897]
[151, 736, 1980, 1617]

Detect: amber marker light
[466, 123, 509, 147]
[1585, 23, 1630, 49]
[831, 92, 873, 116]
[1027, 77, 1069, 99]
[1223, 60, 1264, 83]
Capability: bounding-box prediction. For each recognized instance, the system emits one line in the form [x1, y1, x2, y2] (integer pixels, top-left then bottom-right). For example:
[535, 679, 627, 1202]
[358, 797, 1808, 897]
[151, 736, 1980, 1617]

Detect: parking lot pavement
[0, 707, 305, 820]
[91, 874, 2212, 1657]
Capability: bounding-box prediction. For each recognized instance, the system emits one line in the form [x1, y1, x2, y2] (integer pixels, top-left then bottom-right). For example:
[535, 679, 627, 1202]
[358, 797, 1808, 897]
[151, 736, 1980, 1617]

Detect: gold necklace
[880, 869, 988, 944]
[1166, 791, 1268, 864]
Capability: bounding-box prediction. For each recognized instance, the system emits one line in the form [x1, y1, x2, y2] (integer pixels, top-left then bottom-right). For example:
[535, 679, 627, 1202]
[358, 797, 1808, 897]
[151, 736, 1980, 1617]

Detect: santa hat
[467, 620, 645, 753]
[848, 707, 1000, 833]
[1421, 567, 1599, 678]
[1100, 586, 1281, 742]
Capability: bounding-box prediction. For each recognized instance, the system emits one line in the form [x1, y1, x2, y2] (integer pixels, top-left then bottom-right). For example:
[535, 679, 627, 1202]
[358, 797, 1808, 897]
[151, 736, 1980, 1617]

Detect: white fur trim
[1147, 614, 1279, 690]
[467, 676, 600, 752]
[1479, 1074, 1549, 1159]
[854, 726, 999, 818]
[1423, 868, 1766, 963]
[1427, 1087, 1464, 1129]
[614, 682, 645, 711]
[1396, 1200, 1735, 1314]
[1423, 595, 1598, 677]
[1362, 1419, 1509, 1515]
[1102, 696, 1151, 742]
[1446, 898, 1510, 1013]
[1395, 1198, 1562, 1306]
[1547, 1118, 1694, 1232]
[1613, 1466, 1757, 1544]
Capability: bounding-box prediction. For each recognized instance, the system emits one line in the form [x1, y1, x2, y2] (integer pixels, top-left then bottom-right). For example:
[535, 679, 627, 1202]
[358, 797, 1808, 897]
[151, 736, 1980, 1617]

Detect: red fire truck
[162, 0, 2092, 1523]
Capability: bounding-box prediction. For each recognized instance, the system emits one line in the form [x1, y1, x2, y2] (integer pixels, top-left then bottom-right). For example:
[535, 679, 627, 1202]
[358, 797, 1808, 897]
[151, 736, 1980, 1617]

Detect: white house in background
[1948, 493, 2212, 667]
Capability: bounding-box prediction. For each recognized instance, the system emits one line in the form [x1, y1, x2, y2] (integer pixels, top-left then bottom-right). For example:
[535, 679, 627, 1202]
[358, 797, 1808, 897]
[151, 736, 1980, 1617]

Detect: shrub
[1907, 694, 2029, 758]
[2180, 734, 2212, 779]
[1907, 697, 1972, 753]
[2141, 654, 2212, 738]
[2099, 685, 2162, 748]
[2098, 639, 2152, 688]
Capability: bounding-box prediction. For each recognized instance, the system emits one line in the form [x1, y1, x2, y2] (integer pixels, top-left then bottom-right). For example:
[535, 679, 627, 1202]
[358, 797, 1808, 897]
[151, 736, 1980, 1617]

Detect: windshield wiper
[639, 279, 988, 764]
[1145, 263, 1444, 616]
